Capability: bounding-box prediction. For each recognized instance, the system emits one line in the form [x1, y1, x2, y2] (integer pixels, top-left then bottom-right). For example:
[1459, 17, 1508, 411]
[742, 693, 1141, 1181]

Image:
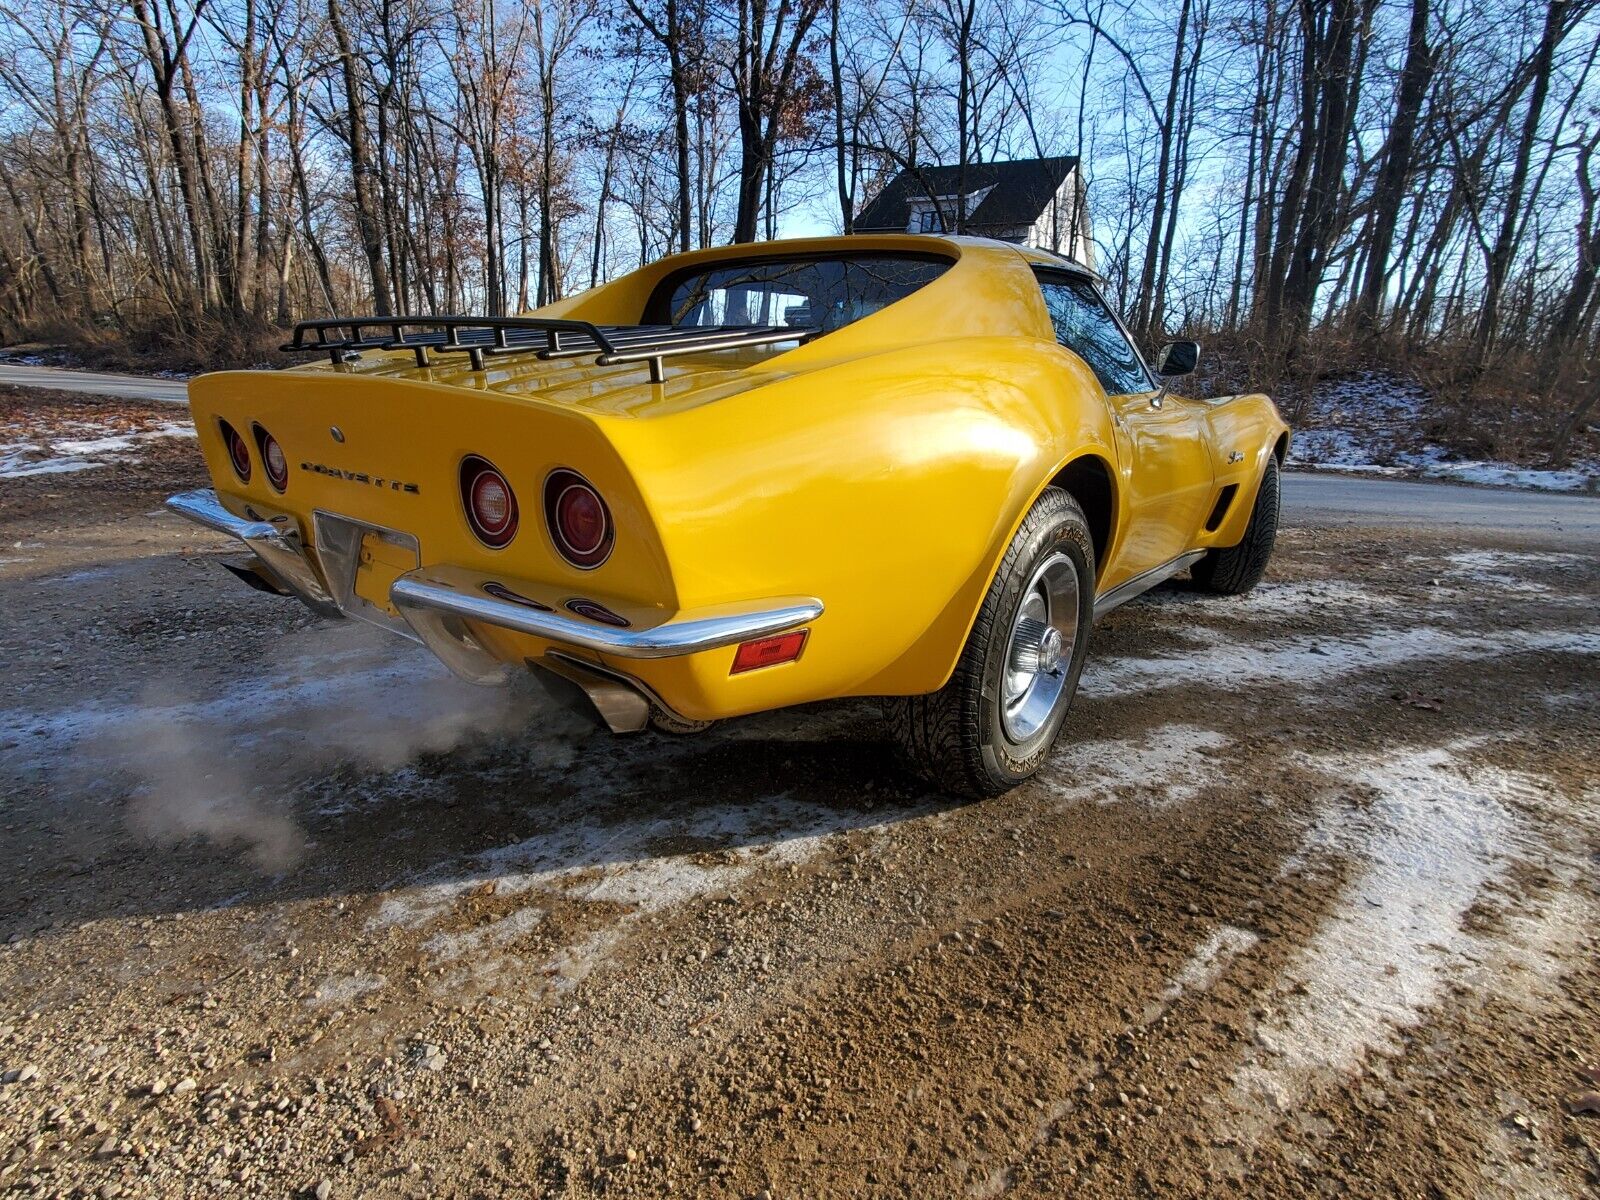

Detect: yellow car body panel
[180, 234, 1288, 723]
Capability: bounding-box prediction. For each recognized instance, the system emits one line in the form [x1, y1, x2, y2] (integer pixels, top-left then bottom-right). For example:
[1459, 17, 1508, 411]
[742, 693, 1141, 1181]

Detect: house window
[915, 209, 943, 233]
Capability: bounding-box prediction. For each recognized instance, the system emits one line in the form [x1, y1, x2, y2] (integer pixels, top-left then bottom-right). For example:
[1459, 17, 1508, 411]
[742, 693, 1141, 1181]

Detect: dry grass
[5, 312, 294, 375]
[1194, 324, 1597, 469]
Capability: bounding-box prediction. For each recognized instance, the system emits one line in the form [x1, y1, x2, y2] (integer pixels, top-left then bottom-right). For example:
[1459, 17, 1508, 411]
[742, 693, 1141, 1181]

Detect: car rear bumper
[165, 488, 823, 724]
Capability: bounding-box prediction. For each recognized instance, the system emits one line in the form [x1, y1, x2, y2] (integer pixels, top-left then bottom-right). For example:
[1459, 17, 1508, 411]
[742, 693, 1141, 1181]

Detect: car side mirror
[1156, 340, 1199, 377]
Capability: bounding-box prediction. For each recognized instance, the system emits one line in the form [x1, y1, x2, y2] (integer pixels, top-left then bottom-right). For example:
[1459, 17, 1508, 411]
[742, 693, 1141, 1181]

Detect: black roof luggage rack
[280, 315, 815, 382]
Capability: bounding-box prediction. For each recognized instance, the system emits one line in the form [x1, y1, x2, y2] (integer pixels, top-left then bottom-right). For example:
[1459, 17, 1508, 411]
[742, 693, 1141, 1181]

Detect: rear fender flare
[882, 445, 1120, 696]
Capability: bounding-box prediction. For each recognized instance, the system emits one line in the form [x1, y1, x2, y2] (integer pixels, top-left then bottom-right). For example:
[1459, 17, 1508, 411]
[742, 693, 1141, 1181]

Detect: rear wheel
[886, 487, 1094, 798]
[1192, 457, 1280, 595]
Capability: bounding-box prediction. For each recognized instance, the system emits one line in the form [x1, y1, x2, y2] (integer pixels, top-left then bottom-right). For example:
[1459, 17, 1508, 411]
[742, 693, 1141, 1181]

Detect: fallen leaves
[354, 1096, 419, 1158]
[1564, 1066, 1600, 1117]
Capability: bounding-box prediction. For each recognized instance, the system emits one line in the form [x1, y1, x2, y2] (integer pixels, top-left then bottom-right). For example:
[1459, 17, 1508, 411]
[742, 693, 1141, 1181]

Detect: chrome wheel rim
[1000, 552, 1079, 744]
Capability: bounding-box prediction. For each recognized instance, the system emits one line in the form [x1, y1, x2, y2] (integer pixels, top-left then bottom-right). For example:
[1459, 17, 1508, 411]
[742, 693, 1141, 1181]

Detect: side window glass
[1037, 276, 1152, 396]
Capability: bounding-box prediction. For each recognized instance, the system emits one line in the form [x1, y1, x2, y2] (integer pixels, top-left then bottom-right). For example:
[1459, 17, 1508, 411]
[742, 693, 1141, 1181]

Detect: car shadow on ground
[1, 662, 959, 939]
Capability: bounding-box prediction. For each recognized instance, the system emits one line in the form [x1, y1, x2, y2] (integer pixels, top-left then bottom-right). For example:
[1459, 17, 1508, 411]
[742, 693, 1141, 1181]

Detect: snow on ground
[1240, 745, 1529, 1093]
[1153, 925, 1260, 1011]
[1041, 725, 1230, 808]
[0, 412, 194, 479]
[1286, 369, 1598, 493]
[1419, 549, 1588, 597]
[1082, 623, 1600, 699]
[1139, 579, 1398, 619]
[1216, 740, 1597, 1150]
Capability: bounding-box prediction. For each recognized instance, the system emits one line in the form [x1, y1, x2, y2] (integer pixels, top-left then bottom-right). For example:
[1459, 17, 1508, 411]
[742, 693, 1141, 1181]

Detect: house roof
[854, 156, 1079, 232]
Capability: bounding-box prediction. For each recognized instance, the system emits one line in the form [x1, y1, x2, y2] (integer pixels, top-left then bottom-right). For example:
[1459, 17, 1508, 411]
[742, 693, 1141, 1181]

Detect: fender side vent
[1205, 484, 1239, 533]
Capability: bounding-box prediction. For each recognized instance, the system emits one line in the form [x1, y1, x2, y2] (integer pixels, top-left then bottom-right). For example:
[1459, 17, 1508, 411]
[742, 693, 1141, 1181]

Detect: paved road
[0, 361, 188, 404]
[1284, 470, 1600, 540]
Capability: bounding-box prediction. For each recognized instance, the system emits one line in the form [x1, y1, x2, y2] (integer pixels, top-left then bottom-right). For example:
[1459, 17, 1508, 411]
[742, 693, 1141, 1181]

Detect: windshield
[645, 253, 951, 334]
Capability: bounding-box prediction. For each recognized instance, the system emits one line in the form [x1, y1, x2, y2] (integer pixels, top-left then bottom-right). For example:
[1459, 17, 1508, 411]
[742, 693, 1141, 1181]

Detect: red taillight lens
[255, 426, 288, 491]
[544, 470, 613, 569]
[460, 456, 518, 547]
[731, 630, 809, 674]
[221, 421, 251, 482]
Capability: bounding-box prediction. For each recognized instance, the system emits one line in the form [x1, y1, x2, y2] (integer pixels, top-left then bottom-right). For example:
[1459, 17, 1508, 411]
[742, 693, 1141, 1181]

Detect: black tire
[885, 487, 1095, 798]
[1192, 457, 1280, 596]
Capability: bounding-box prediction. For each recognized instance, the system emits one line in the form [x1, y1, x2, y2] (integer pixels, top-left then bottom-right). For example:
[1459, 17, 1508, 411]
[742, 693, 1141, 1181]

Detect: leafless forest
[0, 0, 1597, 455]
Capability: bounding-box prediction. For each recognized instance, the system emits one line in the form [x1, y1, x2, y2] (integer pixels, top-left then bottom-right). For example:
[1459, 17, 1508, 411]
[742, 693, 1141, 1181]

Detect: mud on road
[1, 385, 1597, 1198]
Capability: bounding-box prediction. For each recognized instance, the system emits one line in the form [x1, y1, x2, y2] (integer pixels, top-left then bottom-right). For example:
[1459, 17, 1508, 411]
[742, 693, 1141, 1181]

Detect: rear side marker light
[544, 469, 614, 569]
[731, 630, 809, 674]
[461, 455, 518, 548]
[221, 420, 251, 483]
[254, 425, 288, 491]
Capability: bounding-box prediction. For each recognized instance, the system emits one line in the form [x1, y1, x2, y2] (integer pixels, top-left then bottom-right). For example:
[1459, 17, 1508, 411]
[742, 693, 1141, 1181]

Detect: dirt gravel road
[0, 365, 187, 406]
[1, 385, 1597, 1199]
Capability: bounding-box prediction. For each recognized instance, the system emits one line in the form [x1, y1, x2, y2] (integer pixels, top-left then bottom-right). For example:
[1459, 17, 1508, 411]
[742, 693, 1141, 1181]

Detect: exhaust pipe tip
[218, 554, 292, 597]
[526, 655, 651, 734]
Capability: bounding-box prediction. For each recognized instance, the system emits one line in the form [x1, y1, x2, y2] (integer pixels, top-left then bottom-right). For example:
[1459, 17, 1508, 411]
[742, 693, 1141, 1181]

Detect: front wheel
[1192, 456, 1280, 595]
[886, 487, 1095, 798]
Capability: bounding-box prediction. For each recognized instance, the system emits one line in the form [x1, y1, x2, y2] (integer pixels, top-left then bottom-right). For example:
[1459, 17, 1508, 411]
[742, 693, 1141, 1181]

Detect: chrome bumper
[389, 568, 821, 659]
[166, 489, 341, 618]
[165, 489, 822, 691]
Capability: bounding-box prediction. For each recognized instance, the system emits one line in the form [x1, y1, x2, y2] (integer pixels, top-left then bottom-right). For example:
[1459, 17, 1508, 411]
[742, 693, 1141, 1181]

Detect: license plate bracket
[311, 511, 421, 638]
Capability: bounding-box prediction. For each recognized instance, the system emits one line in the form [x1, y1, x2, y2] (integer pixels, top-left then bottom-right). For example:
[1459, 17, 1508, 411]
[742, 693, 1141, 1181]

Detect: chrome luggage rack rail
[281, 315, 815, 381]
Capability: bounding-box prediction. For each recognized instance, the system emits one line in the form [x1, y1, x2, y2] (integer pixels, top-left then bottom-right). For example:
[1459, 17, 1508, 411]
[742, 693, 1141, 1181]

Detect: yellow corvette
[168, 235, 1287, 796]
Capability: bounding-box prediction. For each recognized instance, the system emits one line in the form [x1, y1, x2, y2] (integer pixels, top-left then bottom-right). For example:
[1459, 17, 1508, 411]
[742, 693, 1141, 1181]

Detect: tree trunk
[327, 0, 392, 315]
[1469, 0, 1568, 374]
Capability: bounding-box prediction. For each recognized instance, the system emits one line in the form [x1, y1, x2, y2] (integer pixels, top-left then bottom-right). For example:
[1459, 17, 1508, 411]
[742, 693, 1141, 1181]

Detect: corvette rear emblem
[299, 460, 419, 493]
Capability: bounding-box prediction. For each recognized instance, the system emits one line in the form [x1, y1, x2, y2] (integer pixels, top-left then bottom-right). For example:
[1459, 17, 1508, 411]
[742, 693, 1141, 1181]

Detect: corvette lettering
[299, 461, 419, 493]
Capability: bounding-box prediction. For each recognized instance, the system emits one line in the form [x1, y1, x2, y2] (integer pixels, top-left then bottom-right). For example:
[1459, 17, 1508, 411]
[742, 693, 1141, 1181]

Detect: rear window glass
[646, 254, 950, 334]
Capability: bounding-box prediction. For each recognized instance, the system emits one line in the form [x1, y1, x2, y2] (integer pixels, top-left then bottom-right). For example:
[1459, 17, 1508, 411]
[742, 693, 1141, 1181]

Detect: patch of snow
[1083, 624, 1600, 698]
[1283, 368, 1598, 492]
[1042, 725, 1229, 808]
[423, 906, 549, 964]
[307, 972, 386, 1007]
[372, 883, 468, 932]
[1289, 460, 1408, 477]
[1401, 456, 1596, 493]
[375, 794, 905, 996]
[1241, 747, 1526, 1090]
[49, 434, 142, 455]
[0, 416, 194, 478]
[1223, 741, 1594, 1131]
[0, 452, 104, 479]
[1154, 925, 1259, 1011]
[1140, 579, 1397, 620]
[1424, 549, 1585, 596]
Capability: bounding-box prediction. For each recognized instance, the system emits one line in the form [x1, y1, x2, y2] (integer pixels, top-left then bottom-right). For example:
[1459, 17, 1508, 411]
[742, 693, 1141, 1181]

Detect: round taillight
[460, 456, 518, 548]
[255, 426, 288, 491]
[544, 470, 613, 569]
[221, 420, 251, 482]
